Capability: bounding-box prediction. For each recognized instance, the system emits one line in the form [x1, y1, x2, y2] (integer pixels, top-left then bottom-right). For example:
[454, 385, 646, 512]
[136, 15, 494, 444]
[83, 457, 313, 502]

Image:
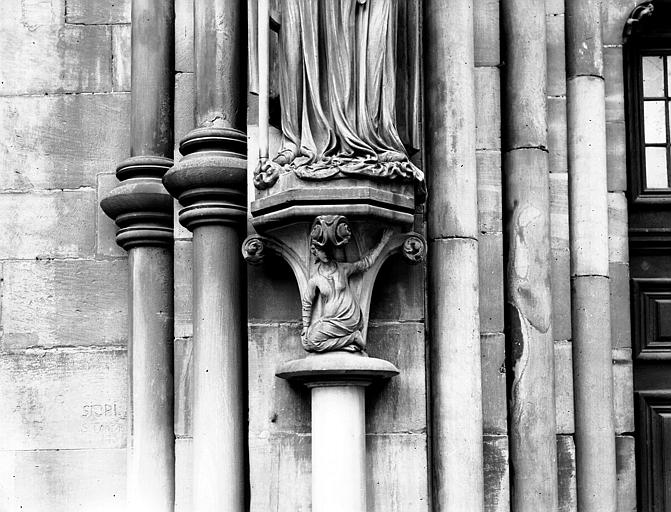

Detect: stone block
[0, 349, 127, 450]
[547, 14, 566, 97]
[96, 173, 126, 258]
[65, 0, 130, 24]
[477, 150, 503, 234]
[174, 241, 193, 339]
[607, 121, 627, 192]
[616, 435, 637, 512]
[602, 0, 638, 46]
[0, 24, 112, 95]
[483, 435, 509, 512]
[2, 259, 127, 348]
[174, 337, 193, 437]
[555, 341, 575, 434]
[0, 191, 96, 259]
[247, 262, 301, 321]
[175, 0, 194, 73]
[112, 24, 131, 92]
[369, 254, 424, 322]
[546, 0, 564, 15]
[475, 67, 501, 151]
[481, 334, 507, 434]
[367, 434, 429, 512]
[605, 47, 625, 123]
[610, 262, 631, 350]
[0, 94, 130, 191]
[557, 435, 578, 512]
[249, 434, 311, 512]
[173, 199, 192, 241]
[479, 232, 504, 333]
[366, 323, 426, 434]
[174, 72, 195, 154]
[550, 173, 572, 341]
[2, 0, 64, 29]
[613, 350, 634, 434]
[474, 0, 500, 66]
[175, 437, 193, 512]
[608, 192, 629, 265]
[548, 97, 568, 174]
[0, 448, 125, 512]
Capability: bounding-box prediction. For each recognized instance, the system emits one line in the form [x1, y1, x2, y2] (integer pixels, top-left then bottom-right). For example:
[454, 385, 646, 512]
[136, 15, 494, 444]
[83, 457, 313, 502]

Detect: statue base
[276, 352, 398, 512]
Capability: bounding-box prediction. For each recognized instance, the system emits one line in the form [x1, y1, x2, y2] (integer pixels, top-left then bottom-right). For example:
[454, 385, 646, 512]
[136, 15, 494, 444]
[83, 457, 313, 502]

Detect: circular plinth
[276, 352, 399, 386]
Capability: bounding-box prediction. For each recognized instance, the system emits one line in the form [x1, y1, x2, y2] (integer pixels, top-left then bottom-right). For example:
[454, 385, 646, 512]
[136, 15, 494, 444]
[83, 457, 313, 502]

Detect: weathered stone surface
[550, 173, 572, 341]
[474, 0, 500, 66]
[175, 437, 193, 512]
[616, 435, 636, 512]
[555, 341, 575, 434]
[548, 97, 568, 174]
[368, 434, 429, 511]
[612, 350, 634, 434]
[175, 0, 195, 73]
[96, 173, 126, 258]
[2, 259, 127, 348]
[249, 434, 311, 511]
[601, 0, 637, 46]
[604, 47, 625, 123]
[1, 0, 64, 28]
[0, 349, 127, 450]
[477, 150, 503, 234]
[174, 241, 193, 339]
[608, 192, 628, 265]
[247, 263, 301, 321]
[174, 337, 193, 437]
[546, 0, 564, 15]
[0, 25, 112, 95]
[112, 24, 131, 92]
[174, 72, 195, 155]
[557, 435, 577, 512]
[546, 14, 566, 97]
[606, 121, 627, 192]
[483, 435, 510, 512]
[479, 232, 504, 333]
[0, 94, 130, 191]
[0, 191, 96, 259]
[476, 67, 501, 150]
[366, 323, 426, 434]
[481, 334, 507, 434]
[0, 448, 125, 512]
[610, 262, 631, 350]
[65, 0, 130, 24]
[370, 255, 424, 322]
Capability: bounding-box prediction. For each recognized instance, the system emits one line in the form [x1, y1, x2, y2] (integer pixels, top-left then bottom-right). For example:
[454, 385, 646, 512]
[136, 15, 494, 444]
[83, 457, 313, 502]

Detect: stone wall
[0, 0, 131, 510]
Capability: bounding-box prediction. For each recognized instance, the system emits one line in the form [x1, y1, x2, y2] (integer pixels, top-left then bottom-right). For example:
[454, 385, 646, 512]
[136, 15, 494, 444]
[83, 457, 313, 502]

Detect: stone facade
[0, 0, 641, 510]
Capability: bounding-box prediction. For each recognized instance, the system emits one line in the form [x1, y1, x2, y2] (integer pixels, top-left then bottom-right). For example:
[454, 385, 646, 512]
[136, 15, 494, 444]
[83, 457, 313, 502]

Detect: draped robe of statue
[251, 0, 424, 190]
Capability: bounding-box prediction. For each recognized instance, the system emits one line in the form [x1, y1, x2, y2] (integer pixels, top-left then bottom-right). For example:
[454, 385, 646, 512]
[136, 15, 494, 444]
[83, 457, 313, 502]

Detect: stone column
[565, 2, 617, 510]
[163, 0, 247, 509]
[277, 353, 399, 512]
[501, 1, 558, 510]
[423, 0, 485, 510]
[100, 0, 175, 510]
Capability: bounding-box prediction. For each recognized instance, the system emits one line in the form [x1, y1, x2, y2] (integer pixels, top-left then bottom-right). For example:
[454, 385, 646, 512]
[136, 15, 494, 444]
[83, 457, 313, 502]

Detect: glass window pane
[644, 100, 667, 143]
[645, 146, 669, 188]
[643, 56, 665, 97]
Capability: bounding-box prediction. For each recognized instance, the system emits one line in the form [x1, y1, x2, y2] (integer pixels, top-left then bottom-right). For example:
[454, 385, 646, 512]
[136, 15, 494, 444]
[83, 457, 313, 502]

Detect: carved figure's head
[310, 243, 331, 264]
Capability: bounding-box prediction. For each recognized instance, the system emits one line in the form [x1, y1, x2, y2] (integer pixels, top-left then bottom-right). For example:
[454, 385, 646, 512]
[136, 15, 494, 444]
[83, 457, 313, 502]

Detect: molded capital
[163, 127, 247, 231]
[100, 156, 174, 250]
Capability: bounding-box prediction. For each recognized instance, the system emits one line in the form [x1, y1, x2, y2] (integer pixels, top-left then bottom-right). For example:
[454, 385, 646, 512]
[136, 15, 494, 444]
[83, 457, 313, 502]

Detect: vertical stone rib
[424, 1, 485, 510]
[565, 1, 617, 510]
[100, 0, 176, 509]
[501, 1, 558, 510]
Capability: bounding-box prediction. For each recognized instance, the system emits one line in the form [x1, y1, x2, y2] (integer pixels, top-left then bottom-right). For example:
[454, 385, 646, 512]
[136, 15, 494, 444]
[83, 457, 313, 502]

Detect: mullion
[665, 56, 671, 187]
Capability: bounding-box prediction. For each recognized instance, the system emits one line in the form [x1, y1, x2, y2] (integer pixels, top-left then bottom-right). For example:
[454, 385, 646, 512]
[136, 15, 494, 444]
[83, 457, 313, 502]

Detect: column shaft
[127, 247, 175, 512]
[424, 0, 484, 509]
[501, 1, 558, 510]
[565, 1, 617, 510]
[312, 385, 366, 512]
[192, 225, 246, 511]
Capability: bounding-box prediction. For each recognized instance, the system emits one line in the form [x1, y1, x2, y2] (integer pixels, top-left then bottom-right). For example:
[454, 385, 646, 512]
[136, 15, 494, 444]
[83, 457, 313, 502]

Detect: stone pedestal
[276, 353, 399, 512]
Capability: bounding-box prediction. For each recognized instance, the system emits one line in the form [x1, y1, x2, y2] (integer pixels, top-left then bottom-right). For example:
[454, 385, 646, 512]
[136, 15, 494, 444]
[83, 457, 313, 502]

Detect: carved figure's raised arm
[348, 229, 393, 275]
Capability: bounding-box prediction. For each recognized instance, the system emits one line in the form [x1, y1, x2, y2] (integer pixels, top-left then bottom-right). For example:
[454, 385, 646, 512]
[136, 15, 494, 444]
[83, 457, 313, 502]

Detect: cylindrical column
[311, 385, 367, 512]
[423, 0, 484, 510]
[191, 224, 245, 510]
[100, 0, 175, 509]
[565, 2, 617, 510]
[501, 2, 558, 510]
